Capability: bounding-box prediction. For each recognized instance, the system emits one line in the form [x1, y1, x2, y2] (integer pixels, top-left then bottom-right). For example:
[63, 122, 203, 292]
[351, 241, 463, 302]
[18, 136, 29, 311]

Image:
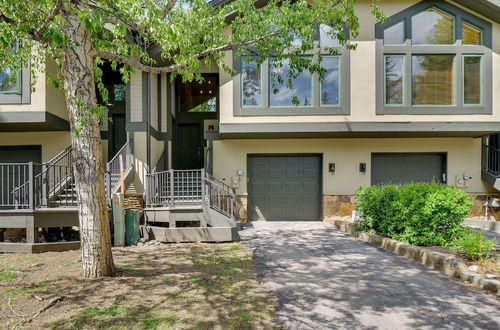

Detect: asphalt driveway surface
[239, 221, 500, 330]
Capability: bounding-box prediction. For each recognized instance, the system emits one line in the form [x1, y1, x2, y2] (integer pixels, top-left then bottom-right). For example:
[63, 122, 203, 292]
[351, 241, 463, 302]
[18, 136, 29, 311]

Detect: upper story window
[0, 41, 30, 104]
[375, 1, 492, 115]
[234, 24, 349, 116]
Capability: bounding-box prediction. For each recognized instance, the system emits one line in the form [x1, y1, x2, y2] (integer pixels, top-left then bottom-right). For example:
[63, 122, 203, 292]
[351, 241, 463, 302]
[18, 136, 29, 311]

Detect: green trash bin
[125, 209, 140, 246]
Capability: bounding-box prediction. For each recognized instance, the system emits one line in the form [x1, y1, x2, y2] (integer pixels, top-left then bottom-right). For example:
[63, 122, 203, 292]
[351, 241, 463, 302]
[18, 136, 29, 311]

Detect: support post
[42, 164, 48, 207]
[25, 215, 35, 244]
[28, 162, 34, 211]
[169, 169, 175, 208]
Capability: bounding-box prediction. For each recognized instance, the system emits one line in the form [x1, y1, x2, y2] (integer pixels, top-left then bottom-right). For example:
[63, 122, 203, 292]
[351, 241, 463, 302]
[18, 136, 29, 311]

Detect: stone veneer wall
[235, 194, 500, 222]
[236, 195, 248, 223]
[323, 194, 500, 221]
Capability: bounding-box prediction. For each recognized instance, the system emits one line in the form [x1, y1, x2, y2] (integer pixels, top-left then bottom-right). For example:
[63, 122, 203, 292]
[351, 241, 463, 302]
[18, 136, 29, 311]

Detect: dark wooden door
[176, 124, 203, 170]
[112, 114, 126, 155]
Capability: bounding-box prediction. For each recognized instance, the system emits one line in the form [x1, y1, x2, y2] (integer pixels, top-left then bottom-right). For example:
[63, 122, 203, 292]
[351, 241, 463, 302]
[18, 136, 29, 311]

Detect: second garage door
[248, 155, 321, 221]
[371, 153, 446, 186]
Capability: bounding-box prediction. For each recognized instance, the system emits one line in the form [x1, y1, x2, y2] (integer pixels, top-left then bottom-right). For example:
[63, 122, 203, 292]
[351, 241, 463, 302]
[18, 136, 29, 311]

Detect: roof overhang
[219, 122, 500, 139]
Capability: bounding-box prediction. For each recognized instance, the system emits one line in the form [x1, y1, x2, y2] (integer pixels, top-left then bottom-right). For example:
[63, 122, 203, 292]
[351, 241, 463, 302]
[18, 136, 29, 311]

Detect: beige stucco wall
[213, 137, 491, 196]
[0, 131, 71, 162]
[0, 60, 68, 121]
[130, 72, 143, 122]
[218, 0, 500, 124]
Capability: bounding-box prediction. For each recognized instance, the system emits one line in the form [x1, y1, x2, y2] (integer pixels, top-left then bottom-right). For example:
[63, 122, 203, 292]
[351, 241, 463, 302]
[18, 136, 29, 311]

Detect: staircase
[105, 139, 134, 199]
[143, 169, 239, 242]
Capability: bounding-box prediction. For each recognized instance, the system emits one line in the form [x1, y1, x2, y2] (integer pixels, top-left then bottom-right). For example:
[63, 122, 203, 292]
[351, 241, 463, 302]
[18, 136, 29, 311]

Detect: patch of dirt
[425, 245, 499, 278]
[0, 243, 279, 329]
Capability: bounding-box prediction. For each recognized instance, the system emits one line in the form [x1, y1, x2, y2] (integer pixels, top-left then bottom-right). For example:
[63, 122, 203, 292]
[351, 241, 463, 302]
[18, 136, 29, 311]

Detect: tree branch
[33, 0, 63, 40]
[95, 31, 279, 74]
[162, 0, 178, 19]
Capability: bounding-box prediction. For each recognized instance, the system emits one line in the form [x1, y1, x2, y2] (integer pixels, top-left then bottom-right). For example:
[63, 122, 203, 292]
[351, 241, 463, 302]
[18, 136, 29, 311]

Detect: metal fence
[145, 169, 236, 220]
[482, 143, 500, 174]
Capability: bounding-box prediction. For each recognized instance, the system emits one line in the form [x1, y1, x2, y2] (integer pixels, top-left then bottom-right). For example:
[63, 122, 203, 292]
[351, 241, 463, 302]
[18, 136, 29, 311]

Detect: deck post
[41, 163, 48, 207]
[28, 162, 34, 211]
[169, 169, 174, 208]
[25, 215, 36, 244]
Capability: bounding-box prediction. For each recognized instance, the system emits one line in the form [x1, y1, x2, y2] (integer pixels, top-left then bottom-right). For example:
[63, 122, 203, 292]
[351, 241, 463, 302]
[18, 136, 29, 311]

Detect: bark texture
[60, 10, 115, 278]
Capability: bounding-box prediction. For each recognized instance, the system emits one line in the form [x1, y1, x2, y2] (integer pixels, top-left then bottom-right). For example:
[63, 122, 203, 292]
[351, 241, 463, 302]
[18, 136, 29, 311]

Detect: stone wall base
[236, 193, 500, 222]
[323, 194, 500, 221]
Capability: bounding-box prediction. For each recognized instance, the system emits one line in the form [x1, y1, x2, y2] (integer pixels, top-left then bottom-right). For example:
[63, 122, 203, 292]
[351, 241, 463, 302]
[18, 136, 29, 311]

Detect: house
[1, 0, 500, 251]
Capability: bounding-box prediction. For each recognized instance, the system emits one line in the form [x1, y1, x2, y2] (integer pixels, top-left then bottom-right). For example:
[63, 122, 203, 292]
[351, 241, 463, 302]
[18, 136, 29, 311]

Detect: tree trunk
[60, 12, 115, 278]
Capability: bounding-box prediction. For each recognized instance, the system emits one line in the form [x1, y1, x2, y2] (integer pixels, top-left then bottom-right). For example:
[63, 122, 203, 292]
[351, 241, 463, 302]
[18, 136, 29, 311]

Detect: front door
[112, 114, 126, 155]
[176, 124, 203, 170]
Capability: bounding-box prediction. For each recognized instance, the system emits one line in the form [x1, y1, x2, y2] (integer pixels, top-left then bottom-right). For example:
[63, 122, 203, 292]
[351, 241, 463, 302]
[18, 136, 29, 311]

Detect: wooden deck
[0, 241, 80, 253]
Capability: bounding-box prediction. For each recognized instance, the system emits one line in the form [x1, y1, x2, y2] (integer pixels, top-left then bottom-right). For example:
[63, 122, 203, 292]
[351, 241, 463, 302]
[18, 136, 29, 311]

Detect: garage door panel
[372, 153, 445, 186]
[248, 155, 321, 221]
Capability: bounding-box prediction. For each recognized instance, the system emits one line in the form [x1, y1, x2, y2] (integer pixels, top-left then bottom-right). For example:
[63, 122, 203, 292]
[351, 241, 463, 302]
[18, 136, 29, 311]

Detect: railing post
[169, 169, 175, 207]
[105, 162, 111, 201]
[42, 163, 48, 207]
[28, 162, 34, 211]
[201, 168, 206, 206]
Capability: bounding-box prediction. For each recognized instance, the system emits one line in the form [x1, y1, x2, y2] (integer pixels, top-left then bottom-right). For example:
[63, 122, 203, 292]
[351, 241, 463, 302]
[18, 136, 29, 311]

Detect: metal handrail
[106, 139, 133, 197]
[145, 169, 237, 220]
[482, 143, 500, 173]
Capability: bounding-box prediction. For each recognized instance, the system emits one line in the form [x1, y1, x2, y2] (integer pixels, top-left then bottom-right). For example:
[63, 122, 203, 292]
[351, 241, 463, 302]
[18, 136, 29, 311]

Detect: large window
[0, 41, 30, 104]
[234, 25, 349, 116]
[376, 1, 492, 115]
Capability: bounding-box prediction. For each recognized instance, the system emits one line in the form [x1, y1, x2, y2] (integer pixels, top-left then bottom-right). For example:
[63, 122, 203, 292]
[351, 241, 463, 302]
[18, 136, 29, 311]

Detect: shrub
[451, 230, 496, 260]
[355, 183, 472, 246]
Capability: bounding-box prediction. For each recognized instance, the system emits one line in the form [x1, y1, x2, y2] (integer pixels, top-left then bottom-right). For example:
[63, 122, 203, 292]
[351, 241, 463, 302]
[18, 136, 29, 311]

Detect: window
[0, 41, 30, 104]
[0, 68, 21, 94]
[384, 55, 404, 105]
[178, 76, 217, 113]
[376, 1, 492, 114]
[269, 58, 312, 107]
[235, 25, 349, 116]
[241, 57, 262, 107]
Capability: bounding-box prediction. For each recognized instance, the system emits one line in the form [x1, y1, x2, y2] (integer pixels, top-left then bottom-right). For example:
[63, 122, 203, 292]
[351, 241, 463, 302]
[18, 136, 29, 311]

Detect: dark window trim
[375, 0, 492, 115]
[0, 63, 31, 104]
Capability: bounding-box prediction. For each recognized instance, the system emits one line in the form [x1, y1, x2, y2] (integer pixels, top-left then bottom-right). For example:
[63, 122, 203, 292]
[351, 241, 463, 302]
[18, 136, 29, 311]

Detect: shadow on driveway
[240, 221, 500, 330]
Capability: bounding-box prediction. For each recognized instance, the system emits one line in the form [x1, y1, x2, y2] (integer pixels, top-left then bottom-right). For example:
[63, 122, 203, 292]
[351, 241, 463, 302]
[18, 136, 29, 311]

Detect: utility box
[125, 209, 140, 246]
[112, 193, 125, 246]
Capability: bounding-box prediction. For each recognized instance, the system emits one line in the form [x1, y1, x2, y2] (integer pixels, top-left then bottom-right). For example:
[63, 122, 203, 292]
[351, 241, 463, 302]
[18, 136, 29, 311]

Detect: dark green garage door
[248, 155, 321, 221]
[371, 153, 446, 186]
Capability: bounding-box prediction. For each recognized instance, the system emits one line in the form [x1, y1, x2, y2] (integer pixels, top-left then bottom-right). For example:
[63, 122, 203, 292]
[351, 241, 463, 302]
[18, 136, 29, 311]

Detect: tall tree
[0, 0, 383, 278]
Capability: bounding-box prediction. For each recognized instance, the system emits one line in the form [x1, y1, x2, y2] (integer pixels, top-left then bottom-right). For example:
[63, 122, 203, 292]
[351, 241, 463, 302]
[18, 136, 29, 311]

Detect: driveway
[239, 221, 500, 330]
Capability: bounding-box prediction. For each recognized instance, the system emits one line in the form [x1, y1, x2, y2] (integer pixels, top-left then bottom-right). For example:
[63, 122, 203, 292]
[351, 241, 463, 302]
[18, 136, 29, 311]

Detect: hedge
[355, 183, 472, 246]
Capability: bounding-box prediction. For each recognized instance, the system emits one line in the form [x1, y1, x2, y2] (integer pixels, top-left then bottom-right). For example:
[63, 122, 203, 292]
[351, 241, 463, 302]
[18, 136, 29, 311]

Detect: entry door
[0, 146, 41, 207]
[371, 153, 446, 186]
[176, 124, 203, 169]
[248, 155, 322, 221]
[112, 114, 126, 155]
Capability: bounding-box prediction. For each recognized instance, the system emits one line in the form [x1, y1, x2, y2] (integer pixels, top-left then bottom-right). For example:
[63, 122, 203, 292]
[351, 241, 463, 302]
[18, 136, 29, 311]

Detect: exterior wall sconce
[208, 125, 215, 131]
[359, 163, 367, 173]
[328, 163, 335, 173]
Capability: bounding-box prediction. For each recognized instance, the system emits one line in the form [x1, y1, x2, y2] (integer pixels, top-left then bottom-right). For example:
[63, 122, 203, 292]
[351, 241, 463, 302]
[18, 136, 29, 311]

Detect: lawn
[0, 243, 277, 329]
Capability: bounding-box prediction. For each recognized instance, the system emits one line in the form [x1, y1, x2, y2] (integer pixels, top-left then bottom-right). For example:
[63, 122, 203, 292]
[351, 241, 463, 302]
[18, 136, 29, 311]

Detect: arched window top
[376, 1, 491, 48]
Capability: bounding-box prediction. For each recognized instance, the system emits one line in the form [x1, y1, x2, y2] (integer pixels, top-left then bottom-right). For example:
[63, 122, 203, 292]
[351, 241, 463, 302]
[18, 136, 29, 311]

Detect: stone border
[324, 219, 500, 296]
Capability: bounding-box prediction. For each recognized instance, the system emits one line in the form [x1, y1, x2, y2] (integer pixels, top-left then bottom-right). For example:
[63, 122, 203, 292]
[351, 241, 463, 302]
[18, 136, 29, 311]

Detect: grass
[0, 270, 16, 281]
[1, 283, 54, 296]
[1, 242, 276, 329]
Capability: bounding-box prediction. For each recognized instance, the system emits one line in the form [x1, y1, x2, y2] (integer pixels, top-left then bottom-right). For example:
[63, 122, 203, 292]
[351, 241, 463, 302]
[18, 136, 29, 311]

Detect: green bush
[451, 230, 496, 260]
[355, 183, 472, 246]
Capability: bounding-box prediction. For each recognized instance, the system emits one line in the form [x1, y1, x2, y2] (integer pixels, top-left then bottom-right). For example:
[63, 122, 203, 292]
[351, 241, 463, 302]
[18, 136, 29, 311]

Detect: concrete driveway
[239, 222, 500, 330]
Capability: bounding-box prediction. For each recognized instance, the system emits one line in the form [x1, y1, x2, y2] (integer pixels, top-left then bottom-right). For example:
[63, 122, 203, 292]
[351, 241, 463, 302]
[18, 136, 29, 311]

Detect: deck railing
[145, 169, 236, 220]
[106, 139, 133, 198]
[482, 143, 500, 174]
[0, 163, 33, 210]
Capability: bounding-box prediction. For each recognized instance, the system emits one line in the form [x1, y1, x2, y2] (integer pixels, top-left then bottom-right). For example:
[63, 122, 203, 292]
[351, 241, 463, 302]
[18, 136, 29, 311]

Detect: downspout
[146, 73, 151, 173]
